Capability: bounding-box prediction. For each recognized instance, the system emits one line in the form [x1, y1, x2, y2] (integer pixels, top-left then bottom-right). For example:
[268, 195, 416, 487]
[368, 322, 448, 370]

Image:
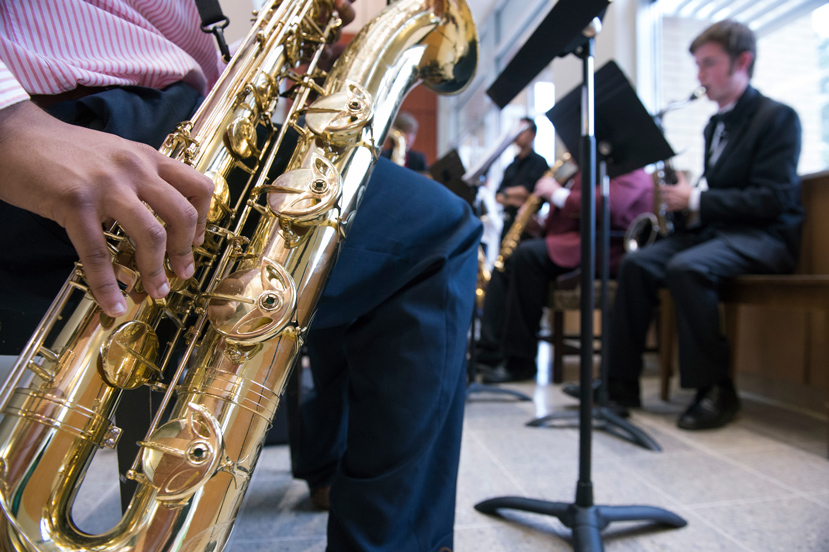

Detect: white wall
[218, 0, 388, 44]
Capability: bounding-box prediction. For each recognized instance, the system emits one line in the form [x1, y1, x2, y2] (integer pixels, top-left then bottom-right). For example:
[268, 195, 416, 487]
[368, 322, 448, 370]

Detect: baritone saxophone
[0, 1, 477, 551]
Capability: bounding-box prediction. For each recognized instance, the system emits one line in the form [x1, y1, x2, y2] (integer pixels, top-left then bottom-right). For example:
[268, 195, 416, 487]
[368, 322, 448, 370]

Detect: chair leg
[723, 302, 739, 381]
[553, 310, 564, 384]
[659, 289, 675, 402]
[824, 308, 829, 459]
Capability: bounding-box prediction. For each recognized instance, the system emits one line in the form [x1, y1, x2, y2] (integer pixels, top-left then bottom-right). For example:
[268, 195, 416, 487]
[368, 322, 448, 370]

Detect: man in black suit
[595, 20, 802, 430]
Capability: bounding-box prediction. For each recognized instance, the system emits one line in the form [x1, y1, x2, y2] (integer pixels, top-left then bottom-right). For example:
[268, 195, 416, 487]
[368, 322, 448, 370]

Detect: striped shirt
[0, 0, 225, 110]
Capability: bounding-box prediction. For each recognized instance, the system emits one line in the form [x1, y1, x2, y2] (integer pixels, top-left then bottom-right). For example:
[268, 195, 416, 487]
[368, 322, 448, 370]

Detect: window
[655, 0, 829, 178]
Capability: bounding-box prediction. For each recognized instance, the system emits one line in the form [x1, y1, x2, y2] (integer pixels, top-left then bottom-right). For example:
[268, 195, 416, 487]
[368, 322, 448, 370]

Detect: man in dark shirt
[495, 117, 549, 239]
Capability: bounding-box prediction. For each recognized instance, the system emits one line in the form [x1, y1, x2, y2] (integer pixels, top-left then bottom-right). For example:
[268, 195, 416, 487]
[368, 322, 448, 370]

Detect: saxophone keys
[100, 321, 161, 390]
[205, 170, 232, 224]
[206, 257, 297, 343]
[305, 81, 373, 146]
[141, 403, 224, 502]
[268, 153, 341, 222]
[225, 116, 260, 159]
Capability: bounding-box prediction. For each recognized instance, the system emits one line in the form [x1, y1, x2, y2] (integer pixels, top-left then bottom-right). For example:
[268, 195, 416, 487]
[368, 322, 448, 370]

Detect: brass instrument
[624, 87, 706, 252]
[388, 126, 408, 166]
[470, 119, 534, 309]
[0, 1, 477, 551]
[493, 152, 577, 273]
[624, 161, 676, 252]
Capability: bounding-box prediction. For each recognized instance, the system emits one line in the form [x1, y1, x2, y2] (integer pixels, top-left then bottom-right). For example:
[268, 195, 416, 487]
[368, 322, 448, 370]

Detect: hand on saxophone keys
[660, 170, 693, 212]
[0, 101, 215, 317]
[532, 172, 563, 202]
[496, 184, 531, 207]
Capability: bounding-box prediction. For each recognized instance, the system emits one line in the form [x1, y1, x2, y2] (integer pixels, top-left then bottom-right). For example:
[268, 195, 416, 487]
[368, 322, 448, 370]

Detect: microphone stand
[527, 59, 676, 451]
[475, 27, 686, 550]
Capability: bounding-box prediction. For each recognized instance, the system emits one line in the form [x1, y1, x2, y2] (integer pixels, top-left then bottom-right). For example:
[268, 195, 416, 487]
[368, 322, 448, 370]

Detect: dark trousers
[0, 86, 482, 551]
[290, 158, 481, 552]
[478, 238, 570, 364]
[609, 229, 775, 389]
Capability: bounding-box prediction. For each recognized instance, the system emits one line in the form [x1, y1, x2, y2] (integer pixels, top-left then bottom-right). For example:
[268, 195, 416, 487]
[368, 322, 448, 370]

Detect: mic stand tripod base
[527, 404, 662, 451]
[474, 496, 687, 552]
[466, 381, 532, 401]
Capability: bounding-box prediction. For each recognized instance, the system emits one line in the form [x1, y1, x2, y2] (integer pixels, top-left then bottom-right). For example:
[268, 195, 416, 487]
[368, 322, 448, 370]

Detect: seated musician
[571, 20, 803, 431]
[476, 165, 653, 383]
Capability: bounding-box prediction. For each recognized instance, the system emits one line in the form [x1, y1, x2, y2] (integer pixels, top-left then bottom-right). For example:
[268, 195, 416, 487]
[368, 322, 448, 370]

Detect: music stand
[474, 5, 687, 550]
[431, 150, 531, 402]
[525, 60, 674, 452]
[429, 149, 476, 208]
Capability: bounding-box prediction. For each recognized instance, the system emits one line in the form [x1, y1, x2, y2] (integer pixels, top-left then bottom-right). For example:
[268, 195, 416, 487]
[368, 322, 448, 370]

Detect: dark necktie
[708, 113, 729, 168]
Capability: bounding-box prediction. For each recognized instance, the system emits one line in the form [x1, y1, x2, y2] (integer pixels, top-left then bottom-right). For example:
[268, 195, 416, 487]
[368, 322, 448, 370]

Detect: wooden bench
[661, 170, 829, 456]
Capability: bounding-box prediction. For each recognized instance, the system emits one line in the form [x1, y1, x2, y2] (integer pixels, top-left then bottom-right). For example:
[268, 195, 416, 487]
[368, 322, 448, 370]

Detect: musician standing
[0, 1, 481, 550]
[476, 167, 653, 383]
[595, 20, 802, 430]
[495, 117, 549, 239]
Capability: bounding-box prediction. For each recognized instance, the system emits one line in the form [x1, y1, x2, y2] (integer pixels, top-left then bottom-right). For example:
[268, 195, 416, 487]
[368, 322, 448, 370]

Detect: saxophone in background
[387, 126, 408, 166]
[624, 86, 705, 252]
[493, 152, 577, 273]
[0, 1, 477, 550]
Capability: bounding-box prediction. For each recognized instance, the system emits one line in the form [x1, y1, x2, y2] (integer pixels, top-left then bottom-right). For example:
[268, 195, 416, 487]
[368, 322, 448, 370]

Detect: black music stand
[429, 149, 477, 208]
[431, 150, 531, 402]
[525, 60, 675, 452]
[474, 6, 686, 550]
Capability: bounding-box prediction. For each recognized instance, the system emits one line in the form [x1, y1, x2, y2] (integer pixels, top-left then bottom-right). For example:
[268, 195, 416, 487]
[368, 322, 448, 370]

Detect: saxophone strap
[194, 0, 231, 62]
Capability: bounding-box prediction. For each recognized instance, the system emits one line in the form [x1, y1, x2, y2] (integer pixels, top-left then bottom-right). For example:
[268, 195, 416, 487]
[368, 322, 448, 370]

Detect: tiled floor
[67, 353, 829, 551]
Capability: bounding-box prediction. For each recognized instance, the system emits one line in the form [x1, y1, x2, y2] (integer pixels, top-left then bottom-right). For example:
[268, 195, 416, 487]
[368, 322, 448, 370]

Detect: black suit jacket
[698, 85, 803, 271]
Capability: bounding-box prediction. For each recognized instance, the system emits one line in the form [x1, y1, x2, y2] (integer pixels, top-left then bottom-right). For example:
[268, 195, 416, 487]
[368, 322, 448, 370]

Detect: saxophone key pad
[141, 403, 224, 502]
[100, 321, 161, 390]
[206, 257, 297, 343]
[268, 153, 341, 222]
[305, 81, 373, 147]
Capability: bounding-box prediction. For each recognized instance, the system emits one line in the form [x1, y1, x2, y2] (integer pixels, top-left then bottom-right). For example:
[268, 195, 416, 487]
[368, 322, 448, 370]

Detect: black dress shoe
[677, 381, 740, 430]
[561, 379, 641, 408]
[480, 358, 536, 384]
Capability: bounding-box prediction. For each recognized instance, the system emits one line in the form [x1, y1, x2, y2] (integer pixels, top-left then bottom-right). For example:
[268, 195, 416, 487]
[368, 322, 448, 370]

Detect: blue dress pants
[292, 158, 481, 552]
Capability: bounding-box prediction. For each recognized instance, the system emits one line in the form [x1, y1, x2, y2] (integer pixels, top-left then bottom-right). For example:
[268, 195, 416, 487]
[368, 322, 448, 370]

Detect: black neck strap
[194, 0, 231, 62]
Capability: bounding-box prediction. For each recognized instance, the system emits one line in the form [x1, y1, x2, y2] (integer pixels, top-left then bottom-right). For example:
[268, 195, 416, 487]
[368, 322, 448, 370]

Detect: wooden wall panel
[399, 86, 438, 166]
[733, 307, 809, 384]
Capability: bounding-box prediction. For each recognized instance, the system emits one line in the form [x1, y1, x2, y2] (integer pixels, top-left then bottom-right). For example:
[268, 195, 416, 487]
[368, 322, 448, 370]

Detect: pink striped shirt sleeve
[0, 58, 29, 109]
[0, 0, 226, 111]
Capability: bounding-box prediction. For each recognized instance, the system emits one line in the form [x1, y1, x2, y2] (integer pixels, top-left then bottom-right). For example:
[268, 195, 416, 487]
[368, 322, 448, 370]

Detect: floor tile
[691, 495, 829, 552]
[17, 371, 826, 551]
